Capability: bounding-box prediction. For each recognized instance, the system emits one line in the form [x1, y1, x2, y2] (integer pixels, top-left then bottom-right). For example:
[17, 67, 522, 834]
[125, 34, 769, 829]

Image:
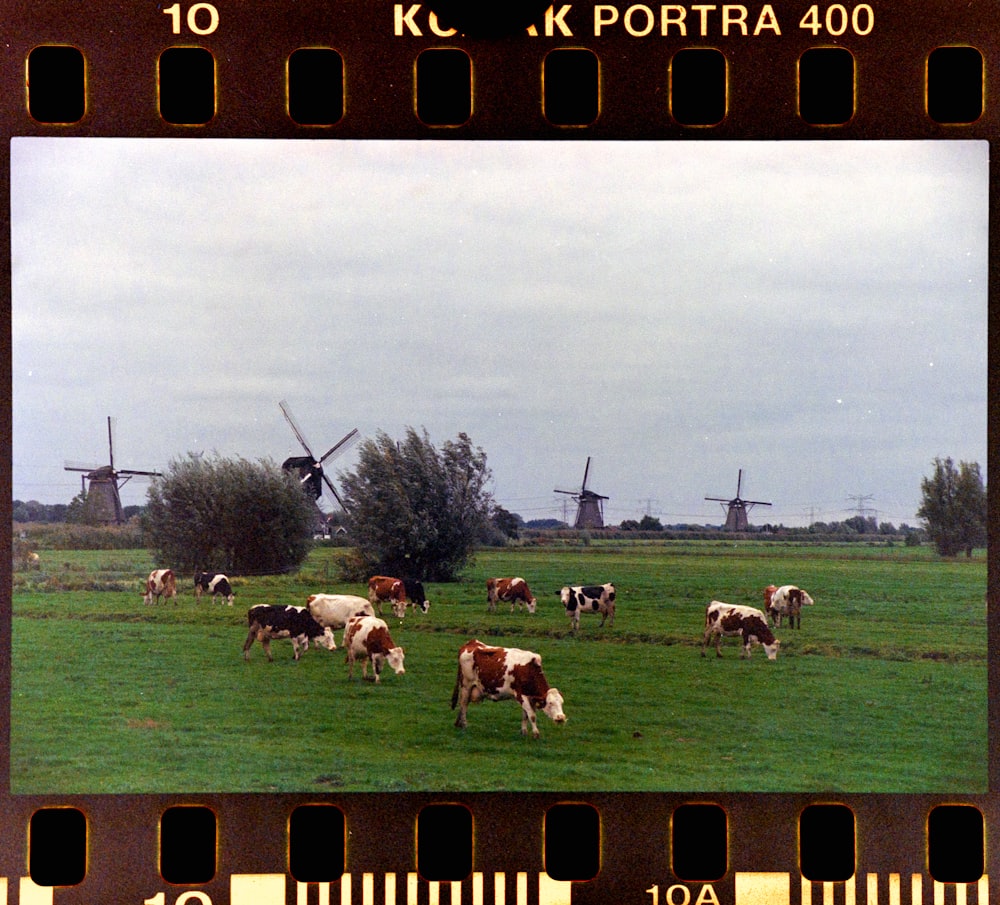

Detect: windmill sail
[278, 400, 359, 511]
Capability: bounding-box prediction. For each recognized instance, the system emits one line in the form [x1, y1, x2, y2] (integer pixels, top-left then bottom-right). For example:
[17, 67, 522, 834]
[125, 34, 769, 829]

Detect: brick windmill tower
[705, 469, 771, 531]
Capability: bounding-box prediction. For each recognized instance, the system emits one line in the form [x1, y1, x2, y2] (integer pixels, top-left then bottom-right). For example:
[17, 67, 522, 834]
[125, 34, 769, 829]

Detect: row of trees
[15, 441, 987, 575]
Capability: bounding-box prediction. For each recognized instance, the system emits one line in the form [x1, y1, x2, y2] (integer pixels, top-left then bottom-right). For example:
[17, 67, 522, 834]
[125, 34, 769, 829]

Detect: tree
[339, 428, 493, 581]
[916, 457, 986, 557]
[143, 454, 317, 574]
[490, 506, 524, 540]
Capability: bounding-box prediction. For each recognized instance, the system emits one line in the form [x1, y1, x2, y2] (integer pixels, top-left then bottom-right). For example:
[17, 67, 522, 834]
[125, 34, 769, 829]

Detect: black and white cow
[559, 583, 616, 632]
[194, 571, 234, 606]
[243, 604, 337, 662]
[702, 601, 780, 660]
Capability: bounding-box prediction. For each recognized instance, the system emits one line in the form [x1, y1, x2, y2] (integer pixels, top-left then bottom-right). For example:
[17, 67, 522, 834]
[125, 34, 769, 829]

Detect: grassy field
[10, 541, 987, 794]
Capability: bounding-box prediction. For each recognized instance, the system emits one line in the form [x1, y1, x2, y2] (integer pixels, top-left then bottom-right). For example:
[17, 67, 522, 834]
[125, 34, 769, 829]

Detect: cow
[559, 583, 616, 632]
[243, 604, 337, 662]
[305, 594, 375, 643]
[343, 615, 405, 682]
[486, 577, 537, 614]
[194, 571, 234, 605]
[143, 569, 177, 605]
[702, 601, 780, 660]
[367, 575, 429, 618]
[451, 639, 566, 738]
[767, 585, 814, 629]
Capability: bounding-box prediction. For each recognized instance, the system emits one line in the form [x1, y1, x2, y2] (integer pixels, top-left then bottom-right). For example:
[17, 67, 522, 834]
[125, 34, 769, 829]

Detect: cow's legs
[261, 636, 274, 662]
[520, 700, 540, 738]
[243, 628, 257, 661]
[454, 687, 471, 728]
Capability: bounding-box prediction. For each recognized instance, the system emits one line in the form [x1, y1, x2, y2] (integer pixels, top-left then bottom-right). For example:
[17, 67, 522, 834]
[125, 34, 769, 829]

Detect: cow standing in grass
[143, 569, 177, 605]
[451, 639, 566, 738]
[702, 601, 780, 660]
[306, 594, 375, 646]
[368, 576, 429, 618]
[243, 604, 337, 662]
[559, 583, 616, 632]
[343, 615, 405, 682]
[194, 571, 234, 605]
[767, 585, 814, 629]
[486, 577, 537, 614]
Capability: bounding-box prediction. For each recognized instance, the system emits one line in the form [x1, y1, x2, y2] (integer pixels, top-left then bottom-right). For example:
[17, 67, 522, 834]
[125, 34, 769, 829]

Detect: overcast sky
[11, 138, 988, 527]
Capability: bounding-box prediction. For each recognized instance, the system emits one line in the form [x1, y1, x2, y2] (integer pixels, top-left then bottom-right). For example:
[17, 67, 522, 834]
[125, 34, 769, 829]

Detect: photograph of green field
[11, 540, 986, 794]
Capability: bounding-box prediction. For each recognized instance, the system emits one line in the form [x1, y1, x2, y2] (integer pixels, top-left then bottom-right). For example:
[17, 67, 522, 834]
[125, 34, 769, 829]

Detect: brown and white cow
[143, 569, 177, 605]
[367, 576, 429, 618]
[766, 585, 814, 629]
[559, 583, 616, 632]
[243, 604, 337, 662]
[486, 577, 537, 614]
[343, 615, 405, 682]
[702, 601, 780, 660]
[305, 594, 375, 645]
[451, 639, 567, 738]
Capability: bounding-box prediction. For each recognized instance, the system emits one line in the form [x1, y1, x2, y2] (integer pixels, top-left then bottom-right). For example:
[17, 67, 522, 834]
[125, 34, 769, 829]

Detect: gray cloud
[11, 138, 987, 526]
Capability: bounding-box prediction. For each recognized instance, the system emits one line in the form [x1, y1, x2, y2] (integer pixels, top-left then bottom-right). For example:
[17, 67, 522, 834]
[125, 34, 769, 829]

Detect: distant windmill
[705, 469, 771, 531]
[279, 400, 359, 511]
[64, 417, 162, 524]
[555, 457, 609, 529]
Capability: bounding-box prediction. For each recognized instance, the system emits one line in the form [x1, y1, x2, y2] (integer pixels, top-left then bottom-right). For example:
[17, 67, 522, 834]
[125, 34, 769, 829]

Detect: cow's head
[762, 640, 780, 660]
[386, 646, 406, 675]
[541, 688, 567, 723]
[799, 590, 815, 606]
[392, 600, 407, 619]
[316, 627, 338, 652]
[525, 597, 538, 614]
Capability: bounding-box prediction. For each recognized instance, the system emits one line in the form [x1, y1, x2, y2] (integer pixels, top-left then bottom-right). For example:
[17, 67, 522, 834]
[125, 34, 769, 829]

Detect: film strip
[1, 0, 997, 903]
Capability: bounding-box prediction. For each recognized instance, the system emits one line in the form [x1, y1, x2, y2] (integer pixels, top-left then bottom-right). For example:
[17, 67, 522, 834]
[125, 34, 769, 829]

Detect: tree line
[13, 443, 986, 572]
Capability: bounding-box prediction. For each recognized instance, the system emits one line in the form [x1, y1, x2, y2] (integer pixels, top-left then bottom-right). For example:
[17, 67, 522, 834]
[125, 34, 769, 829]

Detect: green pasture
[10, 542, 987, 793]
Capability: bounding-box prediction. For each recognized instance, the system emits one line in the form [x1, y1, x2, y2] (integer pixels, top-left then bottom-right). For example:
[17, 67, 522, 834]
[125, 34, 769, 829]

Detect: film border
[1, 0, 998, 901]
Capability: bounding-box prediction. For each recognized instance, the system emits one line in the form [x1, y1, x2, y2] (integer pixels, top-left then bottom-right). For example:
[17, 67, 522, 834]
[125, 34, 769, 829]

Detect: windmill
[64, 417, 162, 524]
[705, 469, 772, 531]
[554, 457, 609, 529]
[279, 400, 359, 512]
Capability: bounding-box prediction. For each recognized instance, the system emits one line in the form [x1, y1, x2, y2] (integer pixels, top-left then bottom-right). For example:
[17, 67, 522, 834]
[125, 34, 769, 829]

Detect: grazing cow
[559, 583, 616, 631]
[451, 640, 567, 738]
[367, 575, 429, 618]
[305, 594, 375, 642]
[343, 615, 405, 682]
[243, 604, 337, 662]
[486, 577, 537, 614]
[702, 601, 780, 660]
[194, 571, 234, 605]
[143, 569, 177, 605]
[767, 585, 814, 629]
